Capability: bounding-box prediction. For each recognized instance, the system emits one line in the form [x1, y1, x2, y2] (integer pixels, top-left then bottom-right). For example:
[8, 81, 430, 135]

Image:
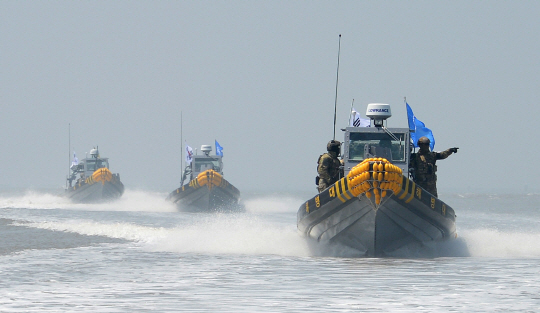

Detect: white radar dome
[366, 103, 392, 127]
[201, 145, 212, 155]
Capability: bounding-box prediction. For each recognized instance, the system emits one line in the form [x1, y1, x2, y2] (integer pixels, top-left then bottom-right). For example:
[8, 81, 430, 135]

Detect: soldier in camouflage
[409, 137, 458, 197]
[317, 140, 343, 193]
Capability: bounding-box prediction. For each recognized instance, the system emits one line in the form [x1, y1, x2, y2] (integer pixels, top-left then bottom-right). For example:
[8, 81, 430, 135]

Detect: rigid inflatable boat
[297, 104, 457, 257]
[167, 144, 243, 212]
[65, 147, 124, 203]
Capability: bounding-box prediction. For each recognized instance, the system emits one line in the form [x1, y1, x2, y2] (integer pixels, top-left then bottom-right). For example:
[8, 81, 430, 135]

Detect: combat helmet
[417, 136, 430, 146]
[327, 140, 341, 153]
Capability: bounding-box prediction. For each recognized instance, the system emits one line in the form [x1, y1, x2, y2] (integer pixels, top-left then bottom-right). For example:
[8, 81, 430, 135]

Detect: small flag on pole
[406, 102, 435, 150]
[185, 144, 194, 164]
[350, 108, 370, 127]
[215, 140, 223, 157]
[72, 151, 79, 166]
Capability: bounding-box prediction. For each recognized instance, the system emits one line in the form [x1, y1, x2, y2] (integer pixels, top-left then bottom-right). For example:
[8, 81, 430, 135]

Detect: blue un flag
[215, 140, 223, 157]
[406, 102, 435, 150]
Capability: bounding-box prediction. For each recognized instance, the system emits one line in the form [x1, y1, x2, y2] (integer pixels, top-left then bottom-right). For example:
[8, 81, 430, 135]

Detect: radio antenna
[349, 98, 355, 126]
[67, 123, 70, 189]
[180, 110, 183, 174]
[333, 34, 342, 140]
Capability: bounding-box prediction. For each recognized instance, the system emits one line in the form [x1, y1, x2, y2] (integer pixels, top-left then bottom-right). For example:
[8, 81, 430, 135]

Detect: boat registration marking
[329, 186, 336, 198]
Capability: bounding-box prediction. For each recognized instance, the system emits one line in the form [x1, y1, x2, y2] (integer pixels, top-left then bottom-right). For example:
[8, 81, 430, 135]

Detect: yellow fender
[346, 158, 404, 205]
[196, 170, 224, 188]
[92, 168, 113, 185]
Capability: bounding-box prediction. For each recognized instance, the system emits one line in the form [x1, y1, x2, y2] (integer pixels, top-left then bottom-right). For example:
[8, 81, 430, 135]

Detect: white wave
[461, 228, 540, 258]
[0, 189, 177, 212]
[81, 189, 177, 212]
[148, 214, 311, 257]
[0, 190, 71, 209]
[19, 213, 311, 257]
[16, 220, 169, 242]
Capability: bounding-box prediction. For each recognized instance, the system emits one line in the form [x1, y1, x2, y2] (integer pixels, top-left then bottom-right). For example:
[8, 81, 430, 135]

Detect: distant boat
[297, 103, 457, 257]
[166, 144, 243, 212]
[65, 147, 124, 203]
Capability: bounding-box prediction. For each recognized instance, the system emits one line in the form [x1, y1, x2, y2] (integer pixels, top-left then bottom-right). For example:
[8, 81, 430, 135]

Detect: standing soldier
[317, 140, 343, 193]
[409, 136, 458, 197]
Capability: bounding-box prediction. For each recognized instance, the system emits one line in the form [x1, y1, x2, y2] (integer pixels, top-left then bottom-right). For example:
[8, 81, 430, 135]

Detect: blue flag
[215, 140, 223, 157]
[406, 102, 435, 150]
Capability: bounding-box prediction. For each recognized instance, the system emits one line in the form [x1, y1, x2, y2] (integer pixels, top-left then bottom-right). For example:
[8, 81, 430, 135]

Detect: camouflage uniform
[317, 151, 341, 193]
[409, 148, 455, 197]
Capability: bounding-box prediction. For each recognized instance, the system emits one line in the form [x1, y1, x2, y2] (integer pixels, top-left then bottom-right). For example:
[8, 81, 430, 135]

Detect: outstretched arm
[437, 147, 459, 159]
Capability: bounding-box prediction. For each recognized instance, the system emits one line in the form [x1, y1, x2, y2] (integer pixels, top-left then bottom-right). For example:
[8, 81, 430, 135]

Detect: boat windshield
[85, 159, 109, 172]
[349, 132, 406, 162]
[193, 159, 221, 173]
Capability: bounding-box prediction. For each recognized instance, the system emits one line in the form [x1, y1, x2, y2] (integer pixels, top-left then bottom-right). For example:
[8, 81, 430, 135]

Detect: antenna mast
[349, 98, 355, 126]
[180, 111, 183, 173]
[67, 123, 70, 189]
[333, 34, 342, 140]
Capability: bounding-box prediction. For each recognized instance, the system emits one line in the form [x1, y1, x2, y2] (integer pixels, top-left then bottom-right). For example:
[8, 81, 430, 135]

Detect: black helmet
[327, 140, 341, 153]
[417, 136, 430, 146]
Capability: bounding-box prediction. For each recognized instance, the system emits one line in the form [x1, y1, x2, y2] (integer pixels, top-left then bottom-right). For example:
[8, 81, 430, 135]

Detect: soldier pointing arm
[409, 136, 458, 197]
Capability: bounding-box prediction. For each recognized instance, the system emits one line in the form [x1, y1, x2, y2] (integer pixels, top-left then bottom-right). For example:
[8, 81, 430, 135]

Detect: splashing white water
[20, 213, 311, 257]
[0, 189, 176, 212]
[460, 228, 540, 258]
[8, 191, 539, 258]
[16, 220, 169, 242]
[0, 190, 71, 209]
[150, 215, 310, 256]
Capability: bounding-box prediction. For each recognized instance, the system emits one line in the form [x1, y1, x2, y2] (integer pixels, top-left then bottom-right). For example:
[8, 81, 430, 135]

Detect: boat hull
[298, 175, 456, 257]
[167, 170, 243, 213]
[65, 174, 124, 203]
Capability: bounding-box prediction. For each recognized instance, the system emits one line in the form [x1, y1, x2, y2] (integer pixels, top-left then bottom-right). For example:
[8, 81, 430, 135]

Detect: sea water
[1, 190, 539, 312]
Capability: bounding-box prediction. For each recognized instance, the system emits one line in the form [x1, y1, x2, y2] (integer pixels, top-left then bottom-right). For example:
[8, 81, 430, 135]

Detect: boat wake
[459, 228, 540, 258]
[15, 216, 540, 258]
[147, 214, 311, 257]
[0, 189, 177, 212]
[17, 214, 311, 257]
[4, 191, 539, 258]
[0, 190, 71, 210]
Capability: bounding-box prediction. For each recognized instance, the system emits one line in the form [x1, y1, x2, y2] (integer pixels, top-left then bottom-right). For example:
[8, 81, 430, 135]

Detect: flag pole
[333, 34, 341, 140]
[180, 111, 183, 174]
[349, 98, 354, 126]
[67, 123, 70, 189]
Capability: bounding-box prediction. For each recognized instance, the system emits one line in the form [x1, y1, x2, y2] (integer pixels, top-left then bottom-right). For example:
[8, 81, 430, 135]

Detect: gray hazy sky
[2, 1, 539, 194]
